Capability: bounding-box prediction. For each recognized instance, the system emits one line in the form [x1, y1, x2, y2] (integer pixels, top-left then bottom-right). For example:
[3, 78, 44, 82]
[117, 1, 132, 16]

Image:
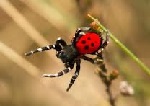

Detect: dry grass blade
[0, 41, 40, 77]
[0, 42, 110, 106]
[88, 14, 150, 76]
[0, 42, 67, 102]
[20, 0, 68, 31]
[0, 0, 59, 63]
[0, 0, 48, 46]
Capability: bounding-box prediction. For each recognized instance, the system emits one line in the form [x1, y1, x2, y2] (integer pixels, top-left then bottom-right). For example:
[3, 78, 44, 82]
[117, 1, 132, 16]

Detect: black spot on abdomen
[84, 45, 89, 50]
[81, 40, 86, 44]
[87, 37, 91, 40]
[91, 43, 94, 47]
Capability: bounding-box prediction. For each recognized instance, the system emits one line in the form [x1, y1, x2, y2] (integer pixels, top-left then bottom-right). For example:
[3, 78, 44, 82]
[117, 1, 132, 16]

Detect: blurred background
[0, 0, 150, 106]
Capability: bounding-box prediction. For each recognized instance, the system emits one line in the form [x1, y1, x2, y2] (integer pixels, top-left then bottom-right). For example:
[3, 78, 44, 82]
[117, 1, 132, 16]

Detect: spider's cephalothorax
[56, 45, 78, 63]
[25, 27, 109, 92]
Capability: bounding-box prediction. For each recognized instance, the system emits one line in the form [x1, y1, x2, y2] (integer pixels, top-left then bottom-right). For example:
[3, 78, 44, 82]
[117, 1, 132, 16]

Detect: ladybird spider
[25, 27, 109, 92]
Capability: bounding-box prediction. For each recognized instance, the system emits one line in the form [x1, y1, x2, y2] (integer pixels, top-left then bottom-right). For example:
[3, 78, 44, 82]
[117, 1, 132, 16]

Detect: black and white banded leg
[66, 59, 81, 92]
[101, 30, 110, 50]
[25, 37, 67, 56]
[81, 55, 95, 63]
[72, 27, 91, 45]
[75, 27, 91, 36]
[56, 37, 67, 47]
[43, 67, 72, 78]
[25, 45, 55, 56]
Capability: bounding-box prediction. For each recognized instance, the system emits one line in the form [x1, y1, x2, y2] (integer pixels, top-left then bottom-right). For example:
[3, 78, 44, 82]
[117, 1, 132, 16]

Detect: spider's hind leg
[43, 60, 74, 78]
[43, 67, 72, 78]
[66, 59, 81, 92]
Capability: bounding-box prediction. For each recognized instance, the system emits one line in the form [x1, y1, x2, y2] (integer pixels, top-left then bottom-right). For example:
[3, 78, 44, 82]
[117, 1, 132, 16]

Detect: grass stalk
[88, 14, 150, 76]
[0, 0, 59, 63]
[19, 0, 67, 31]
[0, 0, 49, 46]
[0, 41, 40, 77]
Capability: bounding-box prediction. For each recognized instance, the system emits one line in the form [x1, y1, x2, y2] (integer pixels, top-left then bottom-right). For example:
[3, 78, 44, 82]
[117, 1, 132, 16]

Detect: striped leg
[66, 59, 81, 92]
[101, 30, 110, 49]
[25, 37, 67, 56]
[43, 67, 72, 78]
[75, 27, 91, 37]
[25, 45, 55, 56]
[56, 37, 67, 46]
[81, 55, 95, 63]
[72, 27, 91, 45]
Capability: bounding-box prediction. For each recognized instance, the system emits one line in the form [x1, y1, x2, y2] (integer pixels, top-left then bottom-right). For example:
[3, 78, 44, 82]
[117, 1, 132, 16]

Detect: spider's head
[57, 45, 78, 63]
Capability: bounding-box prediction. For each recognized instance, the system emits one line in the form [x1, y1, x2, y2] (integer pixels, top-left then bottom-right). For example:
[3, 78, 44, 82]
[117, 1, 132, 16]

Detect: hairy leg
[25, 37, 67, 56]
[66, 59, 81, 92]
[43, 67, 72, 78]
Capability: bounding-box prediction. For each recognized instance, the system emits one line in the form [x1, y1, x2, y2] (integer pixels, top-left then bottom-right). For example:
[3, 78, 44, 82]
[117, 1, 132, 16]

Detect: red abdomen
[75, 32, 102, 54]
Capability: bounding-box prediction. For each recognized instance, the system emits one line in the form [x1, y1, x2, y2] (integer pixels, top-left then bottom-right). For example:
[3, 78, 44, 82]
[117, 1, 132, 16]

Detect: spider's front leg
[25, 45, 55, 56]
[56, 37, 67, 47]
[66, 59, 81, 92]
[25, 37, 66, 56]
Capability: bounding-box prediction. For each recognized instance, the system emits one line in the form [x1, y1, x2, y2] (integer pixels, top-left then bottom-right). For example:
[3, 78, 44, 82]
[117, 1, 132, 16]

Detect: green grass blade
[88, 14, 150, 76]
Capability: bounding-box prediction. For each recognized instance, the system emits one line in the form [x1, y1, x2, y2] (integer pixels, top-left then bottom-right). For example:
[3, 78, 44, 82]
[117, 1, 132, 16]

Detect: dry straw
[0, 0, 59, 63]
[0, 41, 40, 77]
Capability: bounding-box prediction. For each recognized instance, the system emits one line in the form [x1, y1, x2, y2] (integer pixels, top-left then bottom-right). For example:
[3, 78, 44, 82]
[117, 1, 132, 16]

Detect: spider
[25, 27, 109, 92]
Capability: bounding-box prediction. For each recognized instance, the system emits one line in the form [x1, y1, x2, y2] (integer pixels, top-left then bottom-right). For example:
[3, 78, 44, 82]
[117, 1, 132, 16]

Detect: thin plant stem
[88, 14, 150, 76]
[96, 53, 116, 106]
